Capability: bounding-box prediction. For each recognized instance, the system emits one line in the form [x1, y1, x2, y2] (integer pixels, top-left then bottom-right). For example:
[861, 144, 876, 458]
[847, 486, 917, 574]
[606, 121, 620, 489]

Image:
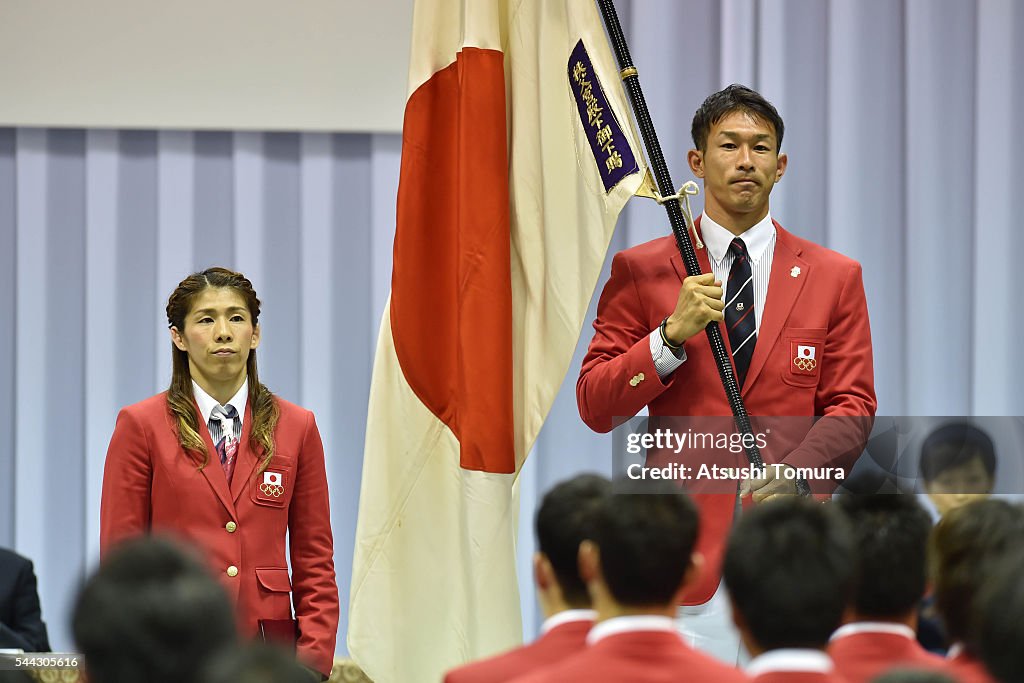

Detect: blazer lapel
[230, 404, 260, 503]
[669, 215, 714, 283]
[195, 399, 237, 516]
[670, 214, 737, 363]
[744, 223, 808, 392]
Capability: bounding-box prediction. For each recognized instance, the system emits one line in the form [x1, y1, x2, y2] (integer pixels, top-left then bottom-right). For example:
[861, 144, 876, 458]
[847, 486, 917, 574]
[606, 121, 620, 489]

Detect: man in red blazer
[444, 474, 609, 683]
[828, 495, 944, 683]
[577, 85, 875, 656]
[511, 481, 749, 683]
[100, 269, 338, 680]
[725, 499, 854, 683]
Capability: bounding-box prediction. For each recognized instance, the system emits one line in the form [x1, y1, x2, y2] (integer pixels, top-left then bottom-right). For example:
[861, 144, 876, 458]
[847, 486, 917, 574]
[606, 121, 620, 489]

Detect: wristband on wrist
[659, 316, 683, 351]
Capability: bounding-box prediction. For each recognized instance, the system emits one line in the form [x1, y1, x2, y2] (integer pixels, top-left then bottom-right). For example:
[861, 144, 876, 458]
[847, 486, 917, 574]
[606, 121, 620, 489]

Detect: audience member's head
[72, 536, 237, 683]
[973, 547, 1024, 683]
[724, 498, 855, 655]
[929, 499, 1024, 649]
[871, 669, 958, 683]
[534, 473, 611, 614]
[0, 671, 34, 683]
[835, 494, 932, 622]
[202, 643, 314, 683]
[919, 423, 996, 517]
[580, 480, 699, 613]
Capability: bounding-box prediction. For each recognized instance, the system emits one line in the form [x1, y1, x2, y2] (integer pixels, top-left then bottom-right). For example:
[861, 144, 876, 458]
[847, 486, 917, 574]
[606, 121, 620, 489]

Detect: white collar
[701, 211, 775, 266]
[830, 622, 916, 642]
[747, 649, 833, 676]
[541, 609, 596, 635]
[192, 378, 248, 425]
[586, 615, 678, 645]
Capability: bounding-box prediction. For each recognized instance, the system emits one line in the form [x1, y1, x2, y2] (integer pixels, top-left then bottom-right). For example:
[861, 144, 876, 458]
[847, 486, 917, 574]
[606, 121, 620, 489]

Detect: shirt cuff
[649, 328, 686, 379]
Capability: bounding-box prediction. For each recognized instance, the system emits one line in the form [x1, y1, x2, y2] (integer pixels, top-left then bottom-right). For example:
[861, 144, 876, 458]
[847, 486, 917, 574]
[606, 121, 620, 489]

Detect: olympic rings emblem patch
[259, 482, 284, 497]
[794, 356, 817, 371]
[791, 342, 820, 375]
[255, 470, 288, 505]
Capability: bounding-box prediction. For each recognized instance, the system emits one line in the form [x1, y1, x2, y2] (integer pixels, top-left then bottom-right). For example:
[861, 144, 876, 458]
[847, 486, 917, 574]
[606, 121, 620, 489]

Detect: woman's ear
[170, 326, 187, 352]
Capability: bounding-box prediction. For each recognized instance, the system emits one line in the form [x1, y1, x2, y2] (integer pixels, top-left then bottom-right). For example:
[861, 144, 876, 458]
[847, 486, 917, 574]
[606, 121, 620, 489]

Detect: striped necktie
[725, 238, 757, 387]
[209, 404, 239, 482]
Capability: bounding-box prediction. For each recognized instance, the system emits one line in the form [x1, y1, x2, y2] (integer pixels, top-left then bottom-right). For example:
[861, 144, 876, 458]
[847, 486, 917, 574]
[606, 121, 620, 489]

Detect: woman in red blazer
[100, 267, 338, 680]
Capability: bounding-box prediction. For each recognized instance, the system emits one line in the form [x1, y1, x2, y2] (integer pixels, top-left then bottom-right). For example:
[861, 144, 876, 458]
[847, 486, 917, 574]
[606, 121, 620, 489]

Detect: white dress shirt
[650, 211, 776, 378]
[193, 379, 247, 443]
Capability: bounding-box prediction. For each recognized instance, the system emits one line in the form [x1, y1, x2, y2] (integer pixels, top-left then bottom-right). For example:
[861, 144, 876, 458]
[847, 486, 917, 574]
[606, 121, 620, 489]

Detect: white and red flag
[348, 1, 645, 680]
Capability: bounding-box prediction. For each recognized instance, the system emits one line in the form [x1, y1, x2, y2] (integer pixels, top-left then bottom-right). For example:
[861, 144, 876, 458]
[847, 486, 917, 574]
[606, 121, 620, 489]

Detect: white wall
[0, 0, 412, 132]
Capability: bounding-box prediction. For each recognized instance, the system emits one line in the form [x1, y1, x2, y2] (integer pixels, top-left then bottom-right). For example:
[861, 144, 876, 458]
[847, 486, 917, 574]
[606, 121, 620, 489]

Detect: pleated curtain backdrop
[0, 0, 1022, 654]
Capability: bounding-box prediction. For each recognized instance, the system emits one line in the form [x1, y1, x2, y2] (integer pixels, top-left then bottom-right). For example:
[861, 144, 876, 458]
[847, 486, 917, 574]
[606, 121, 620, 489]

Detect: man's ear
[774, 152, 788, 183]
[728, 593, 747, 632]
[671, 551, 704, 603]
[687, 149, 705, 178]
[170, 326, 187, 352]
[578, 540, 600, 584]
[534, 552, 552, 591]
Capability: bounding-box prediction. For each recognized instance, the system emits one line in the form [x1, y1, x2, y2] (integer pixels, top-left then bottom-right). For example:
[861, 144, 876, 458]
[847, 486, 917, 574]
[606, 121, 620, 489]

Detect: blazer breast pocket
[780, 328, 826, 388]
[251, 464, 293, 509]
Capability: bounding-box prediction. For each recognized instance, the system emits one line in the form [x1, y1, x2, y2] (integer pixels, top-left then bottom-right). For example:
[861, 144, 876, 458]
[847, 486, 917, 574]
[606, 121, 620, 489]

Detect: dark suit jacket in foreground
[0, 548, 50, 652]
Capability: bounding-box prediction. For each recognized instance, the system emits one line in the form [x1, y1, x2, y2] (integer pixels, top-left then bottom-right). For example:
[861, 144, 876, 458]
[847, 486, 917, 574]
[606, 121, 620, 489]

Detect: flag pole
[595, 0, 764, 468]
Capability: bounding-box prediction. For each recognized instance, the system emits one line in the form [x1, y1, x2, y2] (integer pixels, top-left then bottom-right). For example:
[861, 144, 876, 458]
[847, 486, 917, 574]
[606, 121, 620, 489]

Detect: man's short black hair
[535, 473, 611, 607]
[919, 422, 996, 483]
[591, 480, 698, 607]
[872, 670, 958, 683]
[72, 536, 237, 683]
[835, 494, 932, 619]
[931, 499, 1024, 645]
[974, 547, 1024, 683]
[724, 498, 855, 651]
[201, 643, 315, 683]
[691, 84, 785, 152]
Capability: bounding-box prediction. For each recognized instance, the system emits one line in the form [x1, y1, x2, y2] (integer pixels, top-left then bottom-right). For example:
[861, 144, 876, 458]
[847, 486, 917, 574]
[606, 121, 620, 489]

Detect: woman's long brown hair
[165, 267, 279, 472]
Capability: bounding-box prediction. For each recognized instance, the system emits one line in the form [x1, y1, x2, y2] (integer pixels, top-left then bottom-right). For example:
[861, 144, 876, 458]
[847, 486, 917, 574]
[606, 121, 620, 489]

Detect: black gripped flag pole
[595, 0, 765, 469]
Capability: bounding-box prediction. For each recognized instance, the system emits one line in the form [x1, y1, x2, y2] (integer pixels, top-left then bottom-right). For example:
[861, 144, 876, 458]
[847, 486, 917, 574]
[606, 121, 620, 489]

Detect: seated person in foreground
[72, 536, 237, 683]
[201, 642, 316, 683]
[444, 474, 610, 682]
[972, 547, 1024, 683]
[0, 547, 50, 652]
[511, 480, 748, 683]
[930, 500, 1024, 683]
[870, 670, 957, 683]
[724, 498, 854, 683]
[829, 495, 943, 682]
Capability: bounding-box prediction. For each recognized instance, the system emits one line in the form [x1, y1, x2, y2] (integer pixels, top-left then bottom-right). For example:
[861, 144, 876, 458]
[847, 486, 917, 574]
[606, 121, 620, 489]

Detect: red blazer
[511, 629, 749, 683]
[100, 392, 339, 677]
[828, 628, 944, 683]
[577, 219, 876, 603]
[444, 618, 592, 683]
[943, 649, 998, 683]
